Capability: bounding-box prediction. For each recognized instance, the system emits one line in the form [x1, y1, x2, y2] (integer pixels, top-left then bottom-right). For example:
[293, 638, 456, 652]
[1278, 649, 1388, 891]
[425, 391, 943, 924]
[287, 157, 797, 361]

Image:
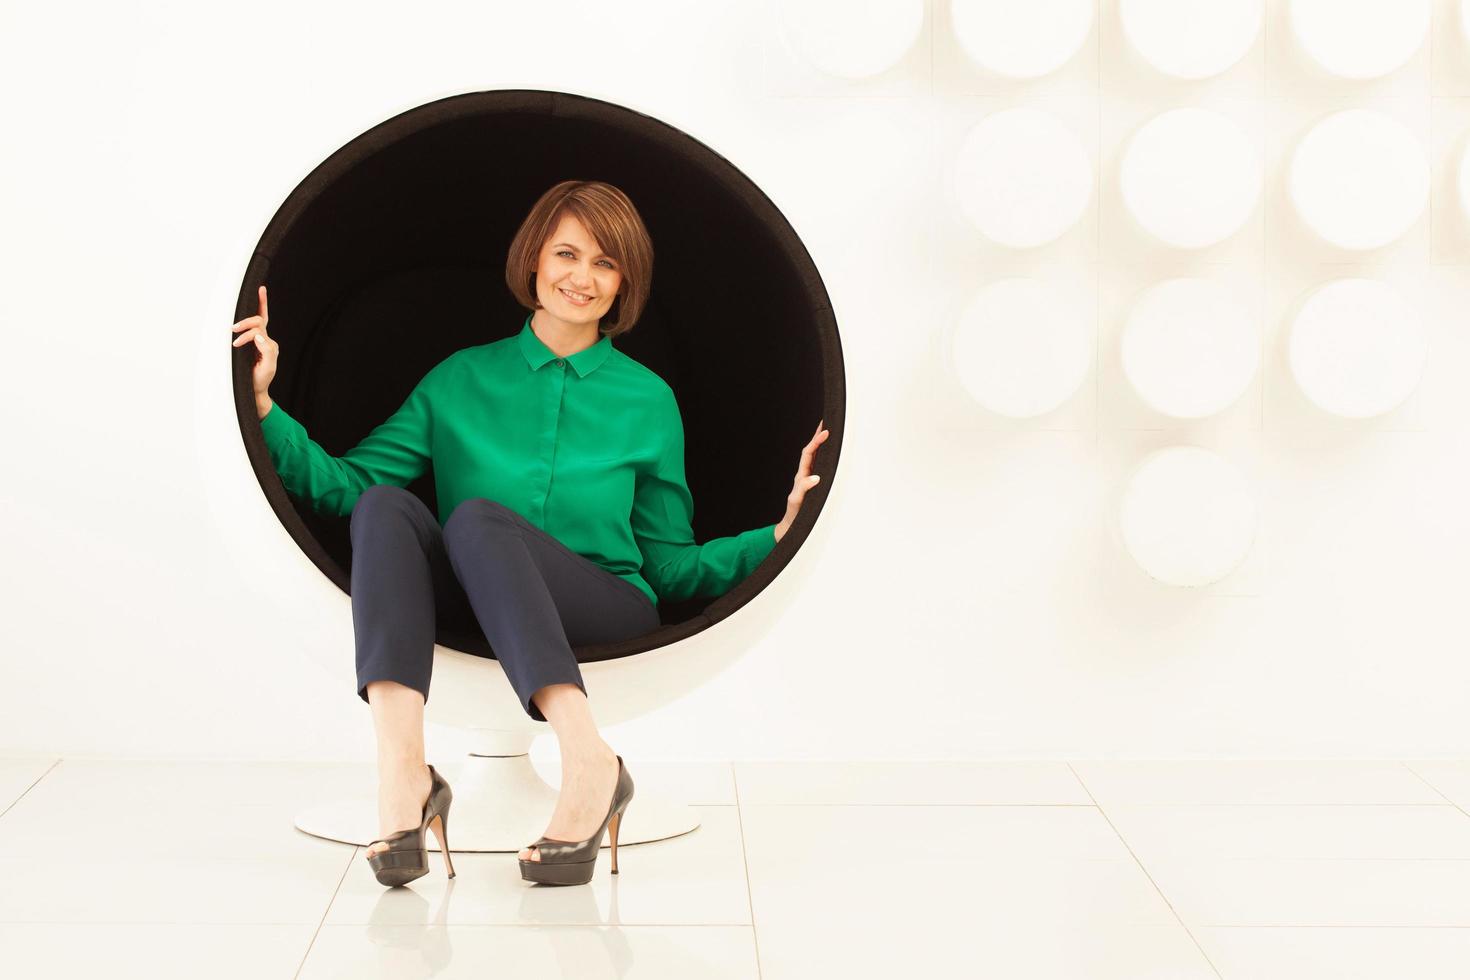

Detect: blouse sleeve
[630, 389, 778, 604]
[258, 368, 440, 519]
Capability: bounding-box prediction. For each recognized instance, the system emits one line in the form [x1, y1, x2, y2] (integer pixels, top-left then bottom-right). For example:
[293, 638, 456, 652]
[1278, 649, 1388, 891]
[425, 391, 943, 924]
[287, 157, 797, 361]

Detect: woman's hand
[231, 284, 278, 418]
[773, 419, 830, 544]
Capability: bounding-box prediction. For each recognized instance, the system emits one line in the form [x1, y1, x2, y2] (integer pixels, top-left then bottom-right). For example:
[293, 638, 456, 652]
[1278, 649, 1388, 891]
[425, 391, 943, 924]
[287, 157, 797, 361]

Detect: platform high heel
[366, 763, 457, 886]
[519, 754, 634, 886]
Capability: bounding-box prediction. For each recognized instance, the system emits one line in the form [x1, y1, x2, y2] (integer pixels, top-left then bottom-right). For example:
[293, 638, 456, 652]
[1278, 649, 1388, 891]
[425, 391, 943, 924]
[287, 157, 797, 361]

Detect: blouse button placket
[530, 360, 568, 523]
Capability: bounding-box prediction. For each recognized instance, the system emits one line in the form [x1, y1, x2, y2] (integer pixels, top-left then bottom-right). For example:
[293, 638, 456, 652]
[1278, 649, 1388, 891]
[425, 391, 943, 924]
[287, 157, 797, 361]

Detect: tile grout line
[731, 761, 764, 980]
[292, 842, 357, 979]
[0, 757, 64, 821]
[1401, 760, 1470, 822]
[1066, 761, 1226, 980]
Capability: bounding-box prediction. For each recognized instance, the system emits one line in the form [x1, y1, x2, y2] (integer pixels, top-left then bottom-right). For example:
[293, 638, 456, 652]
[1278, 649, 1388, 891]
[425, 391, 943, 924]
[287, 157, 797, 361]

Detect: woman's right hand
[231, 285, 277, 418]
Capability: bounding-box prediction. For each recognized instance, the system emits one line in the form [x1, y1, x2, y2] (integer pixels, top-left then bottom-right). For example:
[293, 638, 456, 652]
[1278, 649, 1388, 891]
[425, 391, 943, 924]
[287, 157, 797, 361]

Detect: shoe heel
[609, 808, 622, 875]
[519, 754, 633, 886]
[429, 809, 456, 879]
[367, 763, 455, 888]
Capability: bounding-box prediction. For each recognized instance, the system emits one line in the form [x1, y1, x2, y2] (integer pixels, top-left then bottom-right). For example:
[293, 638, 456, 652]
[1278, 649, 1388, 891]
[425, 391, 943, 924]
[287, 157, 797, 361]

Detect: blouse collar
[517, 312, 613, 378]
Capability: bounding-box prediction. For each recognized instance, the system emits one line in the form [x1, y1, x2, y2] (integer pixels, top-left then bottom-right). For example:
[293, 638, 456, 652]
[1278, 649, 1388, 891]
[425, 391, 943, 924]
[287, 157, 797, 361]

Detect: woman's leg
[440, 498, 660, 723]
[362, 680, 431, 860]
[523, 682, 626, 863]
[440, 497, 661, 862]
[349, 484, 467, 859]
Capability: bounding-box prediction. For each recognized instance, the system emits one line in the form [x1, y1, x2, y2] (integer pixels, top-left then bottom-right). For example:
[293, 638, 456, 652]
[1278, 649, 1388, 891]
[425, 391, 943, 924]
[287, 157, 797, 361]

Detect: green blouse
[258, 313, 778, 607]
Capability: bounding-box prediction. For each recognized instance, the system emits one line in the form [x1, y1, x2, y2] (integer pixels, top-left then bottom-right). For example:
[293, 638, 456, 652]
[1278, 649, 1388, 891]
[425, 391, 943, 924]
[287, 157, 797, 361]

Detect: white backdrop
[3, 0, 1469, 763]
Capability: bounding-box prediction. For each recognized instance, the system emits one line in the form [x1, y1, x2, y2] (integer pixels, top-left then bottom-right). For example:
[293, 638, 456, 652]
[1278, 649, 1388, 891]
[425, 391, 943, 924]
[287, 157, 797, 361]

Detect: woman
[230, 180, 829, 887]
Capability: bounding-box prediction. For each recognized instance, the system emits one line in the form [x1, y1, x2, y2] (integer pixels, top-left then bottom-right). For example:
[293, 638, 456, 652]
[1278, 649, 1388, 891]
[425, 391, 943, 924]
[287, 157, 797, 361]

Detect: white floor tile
[0, 923, 315, 979]
[0, 760, 368, 862]
[299, 924, 760, 979]
[755, 921, 1218, 980]
[0, 852, 354, 924]
[746, 800, 1141, 862]
[1106, 804, 1470, 862]
[1073, 761, 1442, 806]
[740, 804, 1183, 946]
[0, 760, 361, 923]
[324, 805, 752, 926]
[1194, 926, 1470, 979]
[733, 760, 1090, 805]
[11, 757, 1470, 975]
[1146, 858, 1470, 926]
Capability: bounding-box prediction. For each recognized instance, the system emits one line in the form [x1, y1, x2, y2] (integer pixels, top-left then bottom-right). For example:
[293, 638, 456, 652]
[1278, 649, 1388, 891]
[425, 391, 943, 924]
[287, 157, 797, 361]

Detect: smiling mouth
[560, 288, 594, 304]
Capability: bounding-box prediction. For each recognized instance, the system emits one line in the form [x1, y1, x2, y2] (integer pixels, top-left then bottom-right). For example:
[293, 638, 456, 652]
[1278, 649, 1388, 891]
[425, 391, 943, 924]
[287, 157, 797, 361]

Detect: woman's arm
[629, 390, 777, 604]
[259, 362, 446, 518]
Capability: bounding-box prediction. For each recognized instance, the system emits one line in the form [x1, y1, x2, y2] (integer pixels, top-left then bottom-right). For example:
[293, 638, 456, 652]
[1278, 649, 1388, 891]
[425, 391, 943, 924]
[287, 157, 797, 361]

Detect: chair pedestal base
[293, 752, 700, 852]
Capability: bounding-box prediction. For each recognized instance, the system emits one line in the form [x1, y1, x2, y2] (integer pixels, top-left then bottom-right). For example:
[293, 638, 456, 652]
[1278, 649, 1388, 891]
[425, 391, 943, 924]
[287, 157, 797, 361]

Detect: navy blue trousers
[348, 484, 661, 722]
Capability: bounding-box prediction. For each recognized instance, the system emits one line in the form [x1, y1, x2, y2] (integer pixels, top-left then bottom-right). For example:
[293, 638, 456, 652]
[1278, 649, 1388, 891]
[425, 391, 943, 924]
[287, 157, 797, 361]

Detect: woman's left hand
[774, 419, 830, 544]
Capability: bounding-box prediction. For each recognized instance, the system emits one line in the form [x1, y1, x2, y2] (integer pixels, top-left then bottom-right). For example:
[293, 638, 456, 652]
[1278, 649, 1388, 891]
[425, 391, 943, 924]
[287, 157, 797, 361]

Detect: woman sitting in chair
[231, 179, 828, 886]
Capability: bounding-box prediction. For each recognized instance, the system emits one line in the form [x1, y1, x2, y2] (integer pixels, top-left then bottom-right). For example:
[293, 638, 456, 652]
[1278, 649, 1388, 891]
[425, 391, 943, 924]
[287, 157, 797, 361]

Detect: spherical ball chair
[225, 90, 844, 852]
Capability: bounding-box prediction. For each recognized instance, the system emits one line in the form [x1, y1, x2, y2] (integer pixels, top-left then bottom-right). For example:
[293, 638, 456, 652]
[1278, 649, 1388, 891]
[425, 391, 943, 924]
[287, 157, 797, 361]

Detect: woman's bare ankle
[377, 750, 426, 772]
[561, 738, 614, 767]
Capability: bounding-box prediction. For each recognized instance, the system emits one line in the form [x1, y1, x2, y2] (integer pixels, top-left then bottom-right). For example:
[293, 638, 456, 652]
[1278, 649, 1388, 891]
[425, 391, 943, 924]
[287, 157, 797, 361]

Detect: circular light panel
[952, 277, 1091, 418]
[954, 108, 1093, 248]
[1288, 278, 1427, 419]
[1288, 109, 1429, 251]
[951, 0, 1094, 79]
[1288, 0, 1429, 80]
[779, 0, 926, 79]
[1119, 0, 1263, 80]
[1119, 107, 1261, 249]
[1119, 446, 1258, 587]
[1121, 278, 1259, 419]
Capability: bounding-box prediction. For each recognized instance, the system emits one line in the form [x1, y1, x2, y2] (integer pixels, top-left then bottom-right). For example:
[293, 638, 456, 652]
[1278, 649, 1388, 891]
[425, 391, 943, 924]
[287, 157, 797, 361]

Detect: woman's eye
[556, 250, 614, 269]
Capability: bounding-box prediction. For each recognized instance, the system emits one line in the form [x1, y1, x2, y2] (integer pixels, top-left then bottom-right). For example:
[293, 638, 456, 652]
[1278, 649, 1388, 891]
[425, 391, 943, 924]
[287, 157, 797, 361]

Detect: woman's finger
[233, 326, 272, 348]
[259, 284, 269, 324]
[788, 473, 821, 502]
[232, 315, 263, 332]
[798, 430, 826, 466]
[793, 466, 821, 487]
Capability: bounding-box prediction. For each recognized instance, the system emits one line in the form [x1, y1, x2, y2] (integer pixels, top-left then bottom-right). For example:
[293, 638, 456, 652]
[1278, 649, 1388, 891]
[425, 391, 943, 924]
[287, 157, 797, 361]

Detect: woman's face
[533, 212, 623, 328]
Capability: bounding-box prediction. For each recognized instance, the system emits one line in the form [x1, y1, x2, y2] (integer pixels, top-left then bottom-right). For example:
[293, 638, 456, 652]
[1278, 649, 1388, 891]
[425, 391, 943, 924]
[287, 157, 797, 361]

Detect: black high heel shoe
[366, 763, 457, 887]
[519, 754, 634, 886]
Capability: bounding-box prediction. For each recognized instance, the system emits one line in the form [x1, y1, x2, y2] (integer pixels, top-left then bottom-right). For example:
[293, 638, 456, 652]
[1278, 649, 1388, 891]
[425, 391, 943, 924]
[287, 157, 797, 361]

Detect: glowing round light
[1119, 0, 1263, 80]
[1119, 107, 1261, 249]
[1121, 278, 1259, 419]
[951, 277, 1091, 419]
[1288, 278, 1427, 419]
[1119, 446, 1258, 587]
[1288, 0, 1429, 80]
[953, 108, 1093, 249]
[950, 0, 1094, 80]
[1287, 109, 1429, 251]
[778, 0, 926, 79]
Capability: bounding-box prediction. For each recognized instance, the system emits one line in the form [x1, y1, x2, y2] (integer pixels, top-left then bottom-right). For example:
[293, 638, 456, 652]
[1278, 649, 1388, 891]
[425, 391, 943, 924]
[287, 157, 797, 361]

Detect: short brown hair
[504, 180, 654, 338]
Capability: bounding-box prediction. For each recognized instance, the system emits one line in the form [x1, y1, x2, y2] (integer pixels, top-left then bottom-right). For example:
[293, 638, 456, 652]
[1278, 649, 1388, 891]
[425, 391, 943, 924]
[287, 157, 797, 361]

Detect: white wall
[3, 0, 1469, 763]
